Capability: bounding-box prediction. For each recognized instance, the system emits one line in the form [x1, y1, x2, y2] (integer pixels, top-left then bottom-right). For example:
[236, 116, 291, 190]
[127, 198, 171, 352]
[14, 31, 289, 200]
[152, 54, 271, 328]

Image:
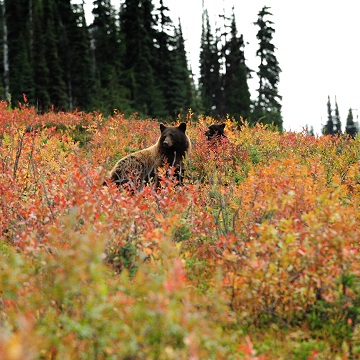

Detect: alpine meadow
[1, 0, 360, 359]
[1, 104, 360, 359]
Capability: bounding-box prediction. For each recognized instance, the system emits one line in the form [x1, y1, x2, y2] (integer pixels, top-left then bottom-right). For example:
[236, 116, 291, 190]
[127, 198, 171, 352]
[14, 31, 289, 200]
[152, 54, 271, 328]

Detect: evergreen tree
[221, 9, 251, 122]
[166, 20, 195, 118]
[119, 0, 165, 117]
[139, 0, 166, 117]
[4, 0, 34, 105]
[32, 0, 50, 111]
[90, 0, 128, 114]
[345, 108, 358, 138]
[307, 125, 315, 136]
[199, 9, 221, 116]
[323, 95, 334, 135]
[92, 0, 119, 70]
[55, 1, 94, 111]
[41, 0, 68, 109]
[333, 96, 342, 134]
[2, 0, 95, 111]
[153, 0, 172, 116]
[252, 6, 282, 130]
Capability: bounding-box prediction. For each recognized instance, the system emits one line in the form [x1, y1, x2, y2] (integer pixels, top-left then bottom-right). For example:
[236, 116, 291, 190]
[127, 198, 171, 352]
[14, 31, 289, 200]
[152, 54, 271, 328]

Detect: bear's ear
[160, 123, 166, 133]
[178, 122, 187, 133]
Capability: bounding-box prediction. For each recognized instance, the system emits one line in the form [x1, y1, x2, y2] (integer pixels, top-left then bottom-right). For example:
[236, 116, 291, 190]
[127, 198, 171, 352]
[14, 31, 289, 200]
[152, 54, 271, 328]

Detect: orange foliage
[1, 102, 360, 358]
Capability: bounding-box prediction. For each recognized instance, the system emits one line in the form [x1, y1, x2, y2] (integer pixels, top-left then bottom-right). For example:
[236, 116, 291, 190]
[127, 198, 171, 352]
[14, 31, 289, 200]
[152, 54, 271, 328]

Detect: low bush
[1, 103, 359, 358]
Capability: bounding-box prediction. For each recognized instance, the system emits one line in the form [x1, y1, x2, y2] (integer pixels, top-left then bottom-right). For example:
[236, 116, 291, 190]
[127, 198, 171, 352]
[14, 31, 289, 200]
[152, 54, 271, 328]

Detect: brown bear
[107, 122, 191, 189]
[205, 123, 227, 140]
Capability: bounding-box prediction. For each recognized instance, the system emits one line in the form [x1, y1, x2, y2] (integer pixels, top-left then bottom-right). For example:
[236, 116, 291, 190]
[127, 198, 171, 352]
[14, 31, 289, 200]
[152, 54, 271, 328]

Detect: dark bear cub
[107, 122, 191, 190]
[205, 123, 226, 140]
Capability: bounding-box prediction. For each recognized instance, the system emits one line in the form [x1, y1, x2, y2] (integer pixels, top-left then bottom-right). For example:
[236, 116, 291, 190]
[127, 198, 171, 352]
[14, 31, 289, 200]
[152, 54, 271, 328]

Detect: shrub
[1, 103, 360, 358]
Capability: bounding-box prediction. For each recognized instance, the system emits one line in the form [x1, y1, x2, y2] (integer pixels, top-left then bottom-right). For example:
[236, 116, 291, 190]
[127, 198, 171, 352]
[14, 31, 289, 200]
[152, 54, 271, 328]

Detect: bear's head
[205, 123, 226, 140]
[159, 123, 190, 158]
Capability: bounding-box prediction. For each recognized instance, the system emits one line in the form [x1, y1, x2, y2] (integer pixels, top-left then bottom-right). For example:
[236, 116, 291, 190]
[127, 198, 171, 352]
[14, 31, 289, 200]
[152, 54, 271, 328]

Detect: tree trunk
[2, 1, 9, 101]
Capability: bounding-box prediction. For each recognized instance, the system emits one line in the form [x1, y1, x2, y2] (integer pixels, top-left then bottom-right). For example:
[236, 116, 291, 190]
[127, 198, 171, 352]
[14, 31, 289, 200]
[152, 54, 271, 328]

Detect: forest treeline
[323, 96, 359, 137]
[1, 1, 282, 128]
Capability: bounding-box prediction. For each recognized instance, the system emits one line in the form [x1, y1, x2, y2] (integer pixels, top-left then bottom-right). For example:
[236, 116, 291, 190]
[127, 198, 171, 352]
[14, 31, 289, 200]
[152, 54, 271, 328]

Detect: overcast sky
[82, 1, 360, 134]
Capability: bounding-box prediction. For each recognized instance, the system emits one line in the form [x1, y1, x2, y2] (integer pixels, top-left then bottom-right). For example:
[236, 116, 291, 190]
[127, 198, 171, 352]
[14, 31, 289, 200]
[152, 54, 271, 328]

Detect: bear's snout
[162, 135, 173, 148]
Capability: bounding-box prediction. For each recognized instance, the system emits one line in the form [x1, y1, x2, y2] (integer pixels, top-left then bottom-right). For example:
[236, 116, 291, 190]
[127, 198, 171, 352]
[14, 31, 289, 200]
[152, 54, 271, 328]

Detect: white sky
[80, 1, 360, 134]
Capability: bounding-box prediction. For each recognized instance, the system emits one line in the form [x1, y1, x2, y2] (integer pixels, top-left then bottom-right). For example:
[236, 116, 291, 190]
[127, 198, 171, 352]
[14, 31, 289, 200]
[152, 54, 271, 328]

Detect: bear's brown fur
[205, 123, 226, 140]
[107, 122, 191, 189]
